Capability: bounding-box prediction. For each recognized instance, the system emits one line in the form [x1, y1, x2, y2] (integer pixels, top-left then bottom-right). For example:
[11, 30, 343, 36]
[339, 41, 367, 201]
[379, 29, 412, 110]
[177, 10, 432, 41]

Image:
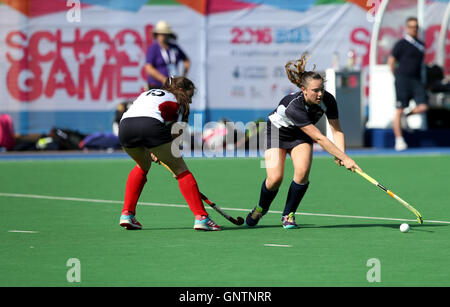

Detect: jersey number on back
[146, 89, 165, 97]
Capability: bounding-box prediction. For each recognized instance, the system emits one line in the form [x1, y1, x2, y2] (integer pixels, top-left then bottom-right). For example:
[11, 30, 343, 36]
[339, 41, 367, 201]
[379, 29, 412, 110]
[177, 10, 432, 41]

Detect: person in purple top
[144, 21, 191, 89]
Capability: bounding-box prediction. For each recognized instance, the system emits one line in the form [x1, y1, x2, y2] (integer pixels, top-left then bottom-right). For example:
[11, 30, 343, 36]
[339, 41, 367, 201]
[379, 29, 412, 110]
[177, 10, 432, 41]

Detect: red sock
[177, 170, 208, 217]
[122, 165, 148, 215]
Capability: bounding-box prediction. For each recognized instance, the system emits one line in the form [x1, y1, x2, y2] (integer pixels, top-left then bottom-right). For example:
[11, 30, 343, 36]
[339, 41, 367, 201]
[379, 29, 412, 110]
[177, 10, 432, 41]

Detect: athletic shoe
[194, 215, 222, 231]
[245, 206, 267, 227]
[395, 137, 408, 151]
[282, 212, 297, 229]
[119, 213, 142, 230]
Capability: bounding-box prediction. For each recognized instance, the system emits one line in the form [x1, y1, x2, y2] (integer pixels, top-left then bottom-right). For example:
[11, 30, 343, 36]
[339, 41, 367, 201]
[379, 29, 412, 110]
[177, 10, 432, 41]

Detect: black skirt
[119, 117, 173, 149]
[265, 119, 313, 150]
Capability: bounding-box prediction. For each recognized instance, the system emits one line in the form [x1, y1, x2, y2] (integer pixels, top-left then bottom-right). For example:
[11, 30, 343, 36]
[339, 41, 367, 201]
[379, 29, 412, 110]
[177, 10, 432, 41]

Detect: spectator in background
[144, 20, 190, 89]
[388, 17, 428, 151]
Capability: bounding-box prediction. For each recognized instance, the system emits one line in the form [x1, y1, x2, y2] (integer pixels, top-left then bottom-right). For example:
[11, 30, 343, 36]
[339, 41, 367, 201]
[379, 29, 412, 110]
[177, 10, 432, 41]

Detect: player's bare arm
[300, 123, 361, 172]
[328, 118, 345, 166]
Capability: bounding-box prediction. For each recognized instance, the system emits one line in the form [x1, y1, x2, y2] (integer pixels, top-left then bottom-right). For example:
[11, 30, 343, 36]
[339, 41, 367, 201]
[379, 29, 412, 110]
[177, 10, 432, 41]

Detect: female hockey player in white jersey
[118, 76, 221, 231]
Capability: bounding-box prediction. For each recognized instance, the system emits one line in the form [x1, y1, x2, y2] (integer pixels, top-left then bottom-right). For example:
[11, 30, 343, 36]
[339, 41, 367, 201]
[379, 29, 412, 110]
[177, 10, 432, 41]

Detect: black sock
[258, 179, 278, 212]
[282, 181, 309, 216]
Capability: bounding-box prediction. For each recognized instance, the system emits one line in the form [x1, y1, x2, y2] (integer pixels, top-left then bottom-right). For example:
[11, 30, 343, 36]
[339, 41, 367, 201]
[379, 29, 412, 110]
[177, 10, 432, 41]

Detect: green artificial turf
[0, 155, 449, 286]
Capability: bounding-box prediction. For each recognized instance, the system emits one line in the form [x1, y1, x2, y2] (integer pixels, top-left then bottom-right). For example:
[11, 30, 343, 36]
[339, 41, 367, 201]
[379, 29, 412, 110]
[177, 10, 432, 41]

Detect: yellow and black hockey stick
[355, 169, 423, 224]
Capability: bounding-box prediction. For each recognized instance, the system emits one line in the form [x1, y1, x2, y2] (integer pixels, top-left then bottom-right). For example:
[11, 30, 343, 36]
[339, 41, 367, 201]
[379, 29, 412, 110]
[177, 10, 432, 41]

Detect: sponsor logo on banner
[272, 66, 285, 78]
[230, 26, 310, 45]
[230, 86, 245, 97]
[274, 27, 310, 44]
[232, 66, 268, 79]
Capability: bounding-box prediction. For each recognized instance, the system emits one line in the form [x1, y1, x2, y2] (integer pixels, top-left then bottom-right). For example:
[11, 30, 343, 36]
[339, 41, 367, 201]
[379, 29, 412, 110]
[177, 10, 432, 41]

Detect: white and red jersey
[120, 89, 183, 124]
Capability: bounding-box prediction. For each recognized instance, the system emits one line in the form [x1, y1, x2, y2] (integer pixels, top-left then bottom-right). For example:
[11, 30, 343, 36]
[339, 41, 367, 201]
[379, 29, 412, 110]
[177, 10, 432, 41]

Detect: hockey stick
[355, 169, 423, 224]
[159, 161, 244, 226]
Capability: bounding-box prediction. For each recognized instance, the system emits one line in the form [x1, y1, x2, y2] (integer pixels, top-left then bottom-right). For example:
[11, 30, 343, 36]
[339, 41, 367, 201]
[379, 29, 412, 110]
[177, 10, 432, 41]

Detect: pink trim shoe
[120, 213, 142, 230]
[194, 215, 222, 231]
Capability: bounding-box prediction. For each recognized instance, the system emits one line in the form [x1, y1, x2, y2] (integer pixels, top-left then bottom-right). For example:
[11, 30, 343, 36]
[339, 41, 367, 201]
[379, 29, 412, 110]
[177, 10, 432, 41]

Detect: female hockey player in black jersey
[246, 54, 362, 229]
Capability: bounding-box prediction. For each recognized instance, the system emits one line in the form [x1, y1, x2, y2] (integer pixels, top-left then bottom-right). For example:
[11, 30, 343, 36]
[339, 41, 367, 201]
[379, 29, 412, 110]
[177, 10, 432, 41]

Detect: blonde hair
[285, 52, 323, 88]
[162, 76, 195, 122]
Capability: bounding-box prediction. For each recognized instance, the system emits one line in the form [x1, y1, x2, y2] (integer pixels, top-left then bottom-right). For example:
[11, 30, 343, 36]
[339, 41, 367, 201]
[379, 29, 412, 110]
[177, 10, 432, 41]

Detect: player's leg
[246, 148, 288, 226]
[120, 146, 152, 230]
[265, 148, 288, 190]
[281, 143, 312, 229]
[150, 142, 221, 231]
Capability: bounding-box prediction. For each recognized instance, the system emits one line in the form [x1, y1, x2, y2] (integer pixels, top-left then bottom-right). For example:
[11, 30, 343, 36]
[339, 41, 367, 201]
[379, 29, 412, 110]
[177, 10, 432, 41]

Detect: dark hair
[285, 52, 324, 89]
[406, 17, 418, 24]
[162, 76, 196, 122]
[152, 32, 177, 40]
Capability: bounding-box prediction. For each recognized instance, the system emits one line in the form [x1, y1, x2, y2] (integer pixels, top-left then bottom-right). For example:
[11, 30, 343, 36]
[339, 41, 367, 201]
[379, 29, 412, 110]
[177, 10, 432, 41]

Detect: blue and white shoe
[120, 212, 142, 230]
[194, 215, 222, 231]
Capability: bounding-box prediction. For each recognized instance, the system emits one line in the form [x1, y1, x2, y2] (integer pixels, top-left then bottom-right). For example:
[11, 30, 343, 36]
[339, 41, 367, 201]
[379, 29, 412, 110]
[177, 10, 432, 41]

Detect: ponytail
[162, 76, 195, 122]
[285, 52, 323, 88]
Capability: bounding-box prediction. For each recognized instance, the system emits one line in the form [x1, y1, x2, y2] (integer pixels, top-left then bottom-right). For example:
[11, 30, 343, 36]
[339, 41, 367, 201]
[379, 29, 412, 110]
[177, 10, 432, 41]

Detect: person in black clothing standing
[245, 53, 362, 229]
[388, 17, 428, 151]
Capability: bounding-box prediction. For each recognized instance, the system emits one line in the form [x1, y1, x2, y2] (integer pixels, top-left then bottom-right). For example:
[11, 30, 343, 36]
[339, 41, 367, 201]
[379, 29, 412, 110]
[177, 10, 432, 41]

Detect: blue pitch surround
[1, 147, 450, 161]
[9, 111, 116, 135]
[6, 110, 450, 152]
[8, 109, 273, 135]
[365, 129, 450, 148]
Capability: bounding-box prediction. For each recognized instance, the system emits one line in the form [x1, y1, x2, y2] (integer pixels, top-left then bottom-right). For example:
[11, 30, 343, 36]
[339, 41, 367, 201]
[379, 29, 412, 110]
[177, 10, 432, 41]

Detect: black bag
[49, 128, 86, 150]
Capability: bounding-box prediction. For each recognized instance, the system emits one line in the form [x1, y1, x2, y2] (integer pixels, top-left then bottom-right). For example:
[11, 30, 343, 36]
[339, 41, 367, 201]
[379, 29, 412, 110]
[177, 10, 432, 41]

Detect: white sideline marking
[0, 192, 187, 208]
[1, 192, 449, 225]
[264, 244, 292, 248]
[8, 230, 38, 233]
